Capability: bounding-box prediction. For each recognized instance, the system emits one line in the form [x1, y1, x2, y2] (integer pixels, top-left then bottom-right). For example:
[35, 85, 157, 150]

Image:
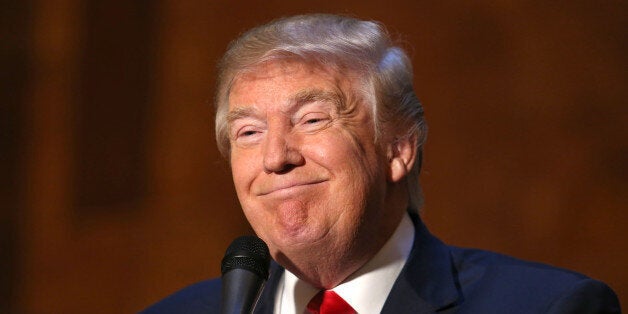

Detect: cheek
[230, 152, 256, 194]
[329, 134, 381, 177]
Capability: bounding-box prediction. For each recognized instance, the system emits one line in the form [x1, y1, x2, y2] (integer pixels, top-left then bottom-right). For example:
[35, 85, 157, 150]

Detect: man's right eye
[233, 126, 264, 145]
[240, 130, 259, 137]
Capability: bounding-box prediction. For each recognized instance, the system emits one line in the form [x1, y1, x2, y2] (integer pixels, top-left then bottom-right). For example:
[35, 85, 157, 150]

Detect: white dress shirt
[274, 213, 415, 314]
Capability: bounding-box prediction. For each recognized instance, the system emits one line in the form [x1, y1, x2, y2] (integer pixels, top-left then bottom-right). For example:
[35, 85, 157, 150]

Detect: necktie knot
[306, 290, 357, 314]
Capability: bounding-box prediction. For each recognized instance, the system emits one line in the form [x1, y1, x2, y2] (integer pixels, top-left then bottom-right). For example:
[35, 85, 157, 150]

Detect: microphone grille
[221, 236, 270, 279]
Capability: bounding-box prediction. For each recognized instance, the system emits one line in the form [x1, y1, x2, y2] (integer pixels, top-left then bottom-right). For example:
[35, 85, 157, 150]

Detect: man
[143, 14, 620, 313]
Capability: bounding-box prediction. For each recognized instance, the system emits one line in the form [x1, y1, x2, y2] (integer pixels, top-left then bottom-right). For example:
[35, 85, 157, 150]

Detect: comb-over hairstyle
[214, 14, 427, 211]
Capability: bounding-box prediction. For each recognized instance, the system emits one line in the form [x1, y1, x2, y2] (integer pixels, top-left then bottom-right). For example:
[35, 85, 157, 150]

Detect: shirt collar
[275, 212, 415, 314]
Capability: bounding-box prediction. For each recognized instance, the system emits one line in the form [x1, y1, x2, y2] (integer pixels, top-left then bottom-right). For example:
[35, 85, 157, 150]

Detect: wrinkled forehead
[227, 59, 369, 108]
[226, 62, 344, 126]
[235, 59, 322, 81]
[233, 60, 342, 90]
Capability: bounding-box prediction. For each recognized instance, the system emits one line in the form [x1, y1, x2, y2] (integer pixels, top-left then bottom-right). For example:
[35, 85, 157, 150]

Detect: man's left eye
[304, 118, 322, 124]
[297, 114, 331, 131]
[299, 112, 329, 124]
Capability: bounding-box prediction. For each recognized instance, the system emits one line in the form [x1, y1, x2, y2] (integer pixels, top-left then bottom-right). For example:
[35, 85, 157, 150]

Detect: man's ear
[387, 133, 418, 183]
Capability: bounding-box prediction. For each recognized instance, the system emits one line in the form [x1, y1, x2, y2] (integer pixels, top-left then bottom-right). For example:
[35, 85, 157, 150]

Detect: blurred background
[2, 1, 626, 313]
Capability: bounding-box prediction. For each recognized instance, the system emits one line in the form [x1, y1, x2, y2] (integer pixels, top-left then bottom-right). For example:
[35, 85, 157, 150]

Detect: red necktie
[306, 290, 357, 314]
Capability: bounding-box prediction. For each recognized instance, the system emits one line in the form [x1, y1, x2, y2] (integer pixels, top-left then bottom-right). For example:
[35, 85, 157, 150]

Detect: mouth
[257, 179, 327, 196]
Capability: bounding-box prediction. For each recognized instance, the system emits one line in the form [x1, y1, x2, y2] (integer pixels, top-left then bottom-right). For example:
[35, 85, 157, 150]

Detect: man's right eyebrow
[226, 107, 258, 124]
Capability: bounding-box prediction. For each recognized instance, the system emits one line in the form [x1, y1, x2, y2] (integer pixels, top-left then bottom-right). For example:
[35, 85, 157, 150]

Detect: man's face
[227, 60, 394, 268]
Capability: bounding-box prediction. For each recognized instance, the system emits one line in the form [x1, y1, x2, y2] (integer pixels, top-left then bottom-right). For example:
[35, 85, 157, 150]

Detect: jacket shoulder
[449, 247, 621, 313]
[140, 278, 222, 314]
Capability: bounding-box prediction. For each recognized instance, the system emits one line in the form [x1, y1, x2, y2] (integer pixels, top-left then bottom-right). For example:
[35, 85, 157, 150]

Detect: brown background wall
[3, 1, 626, 313]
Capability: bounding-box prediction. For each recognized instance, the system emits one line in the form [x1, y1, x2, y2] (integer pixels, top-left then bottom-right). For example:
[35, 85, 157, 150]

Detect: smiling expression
[227, 60, 397, 273]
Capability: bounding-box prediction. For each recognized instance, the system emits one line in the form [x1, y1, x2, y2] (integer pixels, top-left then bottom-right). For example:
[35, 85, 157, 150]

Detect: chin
[268, 226, 333, 255]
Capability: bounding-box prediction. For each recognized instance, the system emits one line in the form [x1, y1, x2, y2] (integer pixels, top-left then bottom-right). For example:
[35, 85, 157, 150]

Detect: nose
[262, 128, 304, 174]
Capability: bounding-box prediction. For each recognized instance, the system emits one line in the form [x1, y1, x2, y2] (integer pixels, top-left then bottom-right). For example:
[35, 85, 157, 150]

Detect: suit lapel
[253, 262, 284, 314]
[381, 213, 461, 313]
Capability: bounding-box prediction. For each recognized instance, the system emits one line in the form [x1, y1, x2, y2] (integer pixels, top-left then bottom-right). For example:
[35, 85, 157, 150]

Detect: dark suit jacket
[141, 214, 620, 313]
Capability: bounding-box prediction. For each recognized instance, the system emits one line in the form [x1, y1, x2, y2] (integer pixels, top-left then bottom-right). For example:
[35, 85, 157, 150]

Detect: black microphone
[220, 236, 270, 314]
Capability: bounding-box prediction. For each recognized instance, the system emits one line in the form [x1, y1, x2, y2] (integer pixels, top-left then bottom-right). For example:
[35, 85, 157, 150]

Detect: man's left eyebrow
[290, 89, 342, 109]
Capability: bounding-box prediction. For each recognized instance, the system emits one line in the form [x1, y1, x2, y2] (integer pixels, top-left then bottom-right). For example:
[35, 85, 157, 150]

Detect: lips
[255, 178, 327, 196]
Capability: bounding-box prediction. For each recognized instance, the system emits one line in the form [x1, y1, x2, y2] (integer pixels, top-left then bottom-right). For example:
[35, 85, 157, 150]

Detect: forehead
[228, 60, 357, 108]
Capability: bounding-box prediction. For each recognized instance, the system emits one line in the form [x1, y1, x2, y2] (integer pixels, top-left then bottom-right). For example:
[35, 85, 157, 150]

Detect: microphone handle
[220, 269, 266, 314]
